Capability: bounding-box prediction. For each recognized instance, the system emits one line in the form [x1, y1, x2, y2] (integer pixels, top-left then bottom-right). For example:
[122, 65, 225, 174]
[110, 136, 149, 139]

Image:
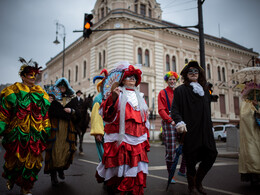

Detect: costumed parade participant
[171, 61, 217, 195]
[0, 58, 51, 195]
[239, 81, 260, 185]
[44, 77, 79, 186]
[158, 71, 186, 183]
[90, 75, 105, 162]
[95, 62, 150, 195]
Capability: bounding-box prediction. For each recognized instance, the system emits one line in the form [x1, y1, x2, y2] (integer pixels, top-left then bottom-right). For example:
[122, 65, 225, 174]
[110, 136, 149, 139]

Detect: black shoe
[51, 172, 58, 186]
[58, 170, 65, 180]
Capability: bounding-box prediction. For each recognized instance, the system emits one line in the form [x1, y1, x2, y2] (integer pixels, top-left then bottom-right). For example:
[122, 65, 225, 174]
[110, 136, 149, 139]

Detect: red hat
[121, 65, 142, 86]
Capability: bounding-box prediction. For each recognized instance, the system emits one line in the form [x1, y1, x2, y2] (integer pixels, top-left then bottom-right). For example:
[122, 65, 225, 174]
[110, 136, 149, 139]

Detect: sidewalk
[83, 132, 238, 159]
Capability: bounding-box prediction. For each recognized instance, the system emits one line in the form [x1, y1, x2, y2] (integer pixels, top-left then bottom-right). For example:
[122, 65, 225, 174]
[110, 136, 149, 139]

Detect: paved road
[0, 142, 259, 195]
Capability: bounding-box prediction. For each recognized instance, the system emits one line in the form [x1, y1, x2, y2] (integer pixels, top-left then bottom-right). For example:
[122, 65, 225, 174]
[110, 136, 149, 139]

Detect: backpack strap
[163, 89, 171, 113]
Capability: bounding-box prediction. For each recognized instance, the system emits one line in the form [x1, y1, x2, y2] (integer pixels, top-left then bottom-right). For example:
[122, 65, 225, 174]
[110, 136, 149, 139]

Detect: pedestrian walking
[0, 57, 51, 195]
[171, 61, 218, 195]
[44, 77, 79, 186]
[70, 90, 85, 154]
[90, 75, 105, 162]
[95, 62, 150, 195]
[158, 71, 186, 183]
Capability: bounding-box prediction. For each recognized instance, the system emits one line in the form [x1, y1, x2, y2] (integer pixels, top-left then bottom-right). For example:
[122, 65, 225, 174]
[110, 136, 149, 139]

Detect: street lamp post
[53, 22, 66, 77]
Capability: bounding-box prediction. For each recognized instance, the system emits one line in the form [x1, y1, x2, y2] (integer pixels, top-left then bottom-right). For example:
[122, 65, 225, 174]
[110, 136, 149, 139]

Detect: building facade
[42, 0, 259, 129]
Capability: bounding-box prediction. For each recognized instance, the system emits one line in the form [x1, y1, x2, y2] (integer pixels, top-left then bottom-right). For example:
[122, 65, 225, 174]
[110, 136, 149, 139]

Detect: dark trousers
[185, 146, 217, 177]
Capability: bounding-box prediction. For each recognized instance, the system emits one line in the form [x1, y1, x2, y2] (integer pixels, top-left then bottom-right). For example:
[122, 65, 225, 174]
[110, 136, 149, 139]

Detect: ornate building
[42, 0, 258, 129]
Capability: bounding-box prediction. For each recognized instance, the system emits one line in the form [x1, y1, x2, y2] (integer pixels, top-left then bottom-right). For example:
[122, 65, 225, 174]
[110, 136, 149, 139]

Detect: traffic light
[83, 13, 93, 38]
[208, 82, 219, 102]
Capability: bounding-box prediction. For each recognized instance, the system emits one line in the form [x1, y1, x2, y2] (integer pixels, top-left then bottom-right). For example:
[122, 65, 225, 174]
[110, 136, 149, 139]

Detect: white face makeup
[123, 76, 136, 87]
[167, 76, 177, 89]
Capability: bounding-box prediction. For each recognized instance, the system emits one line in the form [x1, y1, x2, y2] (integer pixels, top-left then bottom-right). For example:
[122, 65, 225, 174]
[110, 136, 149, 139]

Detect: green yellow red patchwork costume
[0, 82, 51, 190]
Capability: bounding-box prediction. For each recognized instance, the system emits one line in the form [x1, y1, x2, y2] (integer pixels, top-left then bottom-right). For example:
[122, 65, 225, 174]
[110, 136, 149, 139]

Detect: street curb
[217, 153, 238, 159]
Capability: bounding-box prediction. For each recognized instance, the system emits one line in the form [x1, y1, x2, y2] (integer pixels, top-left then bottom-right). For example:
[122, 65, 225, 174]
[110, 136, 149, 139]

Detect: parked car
[213, 124, 236, 141]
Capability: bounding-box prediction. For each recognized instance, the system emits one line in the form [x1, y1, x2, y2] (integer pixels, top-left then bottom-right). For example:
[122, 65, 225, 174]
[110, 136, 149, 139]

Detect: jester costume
[0, 82, 50, 191]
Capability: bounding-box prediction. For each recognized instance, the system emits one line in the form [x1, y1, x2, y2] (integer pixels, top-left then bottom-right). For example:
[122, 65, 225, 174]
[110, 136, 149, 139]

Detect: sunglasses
[188, 68, 199, 75]
[125, 76, 136, 81]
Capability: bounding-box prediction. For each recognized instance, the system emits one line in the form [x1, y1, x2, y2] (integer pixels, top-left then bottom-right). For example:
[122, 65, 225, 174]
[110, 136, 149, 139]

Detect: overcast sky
[0, 0, 259, 84]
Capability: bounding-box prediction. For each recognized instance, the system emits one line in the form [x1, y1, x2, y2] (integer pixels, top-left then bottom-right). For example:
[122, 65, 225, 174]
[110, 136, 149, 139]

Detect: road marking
[78, 159, 241, 195]
[148, 161, 238, 171]
[78, 159, 99, 165]
[148, 174, 243, 195]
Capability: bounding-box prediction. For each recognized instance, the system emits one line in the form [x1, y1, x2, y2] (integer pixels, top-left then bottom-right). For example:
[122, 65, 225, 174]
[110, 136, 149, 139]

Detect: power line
[163, 6, 197, 14]
[162, 0, 196, 9]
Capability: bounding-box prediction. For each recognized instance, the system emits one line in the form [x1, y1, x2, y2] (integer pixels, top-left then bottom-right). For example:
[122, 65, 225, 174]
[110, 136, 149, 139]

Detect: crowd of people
[0, 58, 257, 195]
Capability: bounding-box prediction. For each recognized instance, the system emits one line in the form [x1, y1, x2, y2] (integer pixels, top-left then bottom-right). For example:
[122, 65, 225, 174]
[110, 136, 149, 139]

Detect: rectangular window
[139, 83, 149, 107]
[234, 96, 239, 116]
[219, 94, 226, 114]
[140, 4, 146, 16]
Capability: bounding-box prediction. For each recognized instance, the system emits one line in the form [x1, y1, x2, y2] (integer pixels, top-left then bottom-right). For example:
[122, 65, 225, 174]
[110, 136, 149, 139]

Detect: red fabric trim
[100, 95, 119, 123]
[118, 171, 146, 194]
[4, 137, 47, 159]
[102, 140, 150, 168]
[0, 105, 11, 118]
[103, 102, 148, 137]
[96, 172, 147, 195]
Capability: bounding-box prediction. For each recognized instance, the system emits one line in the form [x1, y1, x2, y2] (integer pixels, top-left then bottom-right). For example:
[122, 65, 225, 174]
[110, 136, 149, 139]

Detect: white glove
[176, 122, 187, 133]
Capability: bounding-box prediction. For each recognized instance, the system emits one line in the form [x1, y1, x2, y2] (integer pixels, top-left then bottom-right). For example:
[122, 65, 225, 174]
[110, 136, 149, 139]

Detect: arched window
[101, 7, 104, 18]
[138, 48, 142, 64]
[68, 70, 71, 83]
[75, 65, 78, 82]
[222, 67, 226, 82]
[134, 0, 138, 13]
[172, 56, 176, 72]
[103, 50, 106, 67]
[83, 61, 87, 78]
[185, 58, 188, 64]
[99, 52, 102, 69]
[140, 4, 146, 16]
[231, 69, 235, 84]
[207, 64, 211, 79]
[166, 55, 170, 72]
[217, 66, 221, 81]
[145, 49, 149, 67]
[148, 2, 152, 17]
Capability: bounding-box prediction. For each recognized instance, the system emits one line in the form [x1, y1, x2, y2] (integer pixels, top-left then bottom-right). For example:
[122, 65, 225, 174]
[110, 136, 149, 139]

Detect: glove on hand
[176, 124, 187, 133]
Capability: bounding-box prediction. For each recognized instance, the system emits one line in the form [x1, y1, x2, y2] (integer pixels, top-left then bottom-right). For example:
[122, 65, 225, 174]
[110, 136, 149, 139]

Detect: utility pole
[198, 0, 205, 70]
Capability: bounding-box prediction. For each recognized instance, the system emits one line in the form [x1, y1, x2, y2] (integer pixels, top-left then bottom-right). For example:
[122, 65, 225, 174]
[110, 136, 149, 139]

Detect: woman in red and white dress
[96, 64, 150, 195]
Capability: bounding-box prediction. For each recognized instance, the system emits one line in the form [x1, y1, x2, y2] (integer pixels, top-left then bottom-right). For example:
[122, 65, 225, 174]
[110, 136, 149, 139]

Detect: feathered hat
[18, 57, 42, 77]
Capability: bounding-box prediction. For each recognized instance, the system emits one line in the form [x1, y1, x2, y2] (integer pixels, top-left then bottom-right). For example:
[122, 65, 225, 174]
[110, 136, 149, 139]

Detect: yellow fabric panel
[239, 100, 260, 174]
[5, 151, 43, 170]
[90, 102, 104, 136]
